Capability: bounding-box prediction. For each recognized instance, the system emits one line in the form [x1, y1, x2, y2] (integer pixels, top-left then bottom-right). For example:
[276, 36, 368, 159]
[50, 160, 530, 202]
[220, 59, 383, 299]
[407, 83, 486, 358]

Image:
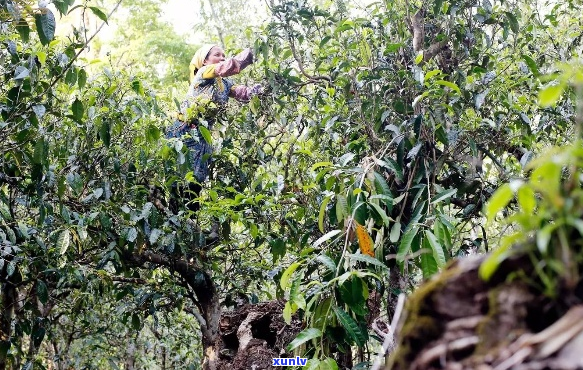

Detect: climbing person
[166, 44, 262, 216]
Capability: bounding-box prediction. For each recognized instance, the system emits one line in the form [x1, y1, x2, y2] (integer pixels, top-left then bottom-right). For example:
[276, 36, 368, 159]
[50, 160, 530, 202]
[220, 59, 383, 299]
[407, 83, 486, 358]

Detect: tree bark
[0, 282, 16, 370]
[387, 253, 583, 370]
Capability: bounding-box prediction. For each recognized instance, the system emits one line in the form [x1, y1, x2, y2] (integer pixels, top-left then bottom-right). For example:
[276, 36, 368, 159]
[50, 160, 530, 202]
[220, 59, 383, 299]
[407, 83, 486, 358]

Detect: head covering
[189, 44, 219, 82]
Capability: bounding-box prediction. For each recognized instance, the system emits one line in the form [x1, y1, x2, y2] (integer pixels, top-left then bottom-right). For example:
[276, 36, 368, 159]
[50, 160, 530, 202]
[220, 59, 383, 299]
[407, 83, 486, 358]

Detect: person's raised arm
[200, 48, 254, 79]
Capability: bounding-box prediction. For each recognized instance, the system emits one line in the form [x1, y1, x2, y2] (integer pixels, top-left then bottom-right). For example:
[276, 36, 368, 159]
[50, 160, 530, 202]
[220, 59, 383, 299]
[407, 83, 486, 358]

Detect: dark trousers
[170, 182, 202, 215]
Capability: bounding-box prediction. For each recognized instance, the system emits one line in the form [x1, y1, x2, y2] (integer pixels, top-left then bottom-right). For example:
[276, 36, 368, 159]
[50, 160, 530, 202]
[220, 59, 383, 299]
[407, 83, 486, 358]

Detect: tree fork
[124, 249, 222, 369]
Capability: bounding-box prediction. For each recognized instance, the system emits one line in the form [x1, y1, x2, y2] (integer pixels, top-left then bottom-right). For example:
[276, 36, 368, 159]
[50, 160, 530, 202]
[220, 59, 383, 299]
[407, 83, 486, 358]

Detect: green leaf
[390, 221, 401, 243]
[425, 230, 446, 267]
[249, 223, 258, 238]
[100, 120, 111, 148]
[17, 222, 29, 239]
[318, 196, 331, 233]
[280, 262, 301, 290]
[316, 255, 336, 272]
[270, 238, 286, 262]
[89, 6, 108, 23]
[486, 183, 513, 222]
[431, 189, 457, 204]
[198, 126, 212, 144]
[536, 223, 557, 254]
[13, 66, 30, 80]
[283, 301, 293, 324]
[379, 159, 403, 183]
[521, 55, 540, 77]
[0, 340, 11, 358]
[386, 43, 403, 52]
[126, 227, 138, 242]
[131, 313, 141, 330]
[6, 228, 16, 244]
[433, 0, 444, 14]
[290, 275, 306, 310]
[517, 185, 536, 214]
[505, 11, 519, 33]
[32, 325, 45, 348]
[332, 306, 368, 347]
[313, 229, 342, 248]
[58, 229, 70, 255]
[311, 297, 332, 331]
[35, 10, 56, 45]
[319, 358, 339, 370]
[538, 83, 566, 107]
[406, 201, 427, 231]
[249, 96, 260, 114]
[435, 80, 461, 94]
[368, 202, 390, 227]
[420, 248, 438, 279]
[53, 0, 72, 15]
[33, 138, 45, 165]
[16, 20, 30, 42]
[71, 98, 84, 121]
[37, 281, 49, 304]
[132, 79, 144, 95]
[6, 262, 15, 277]
[424, 69, 442, 82]
[286, 328, 322, 351]
[336, 194, 348, 223]
[78, 69, 88, 89]
[65, 67, 77, 85]
[479, 237, 517, 280]
[347, 253, 388, 270]
[397, 227, 417, 262]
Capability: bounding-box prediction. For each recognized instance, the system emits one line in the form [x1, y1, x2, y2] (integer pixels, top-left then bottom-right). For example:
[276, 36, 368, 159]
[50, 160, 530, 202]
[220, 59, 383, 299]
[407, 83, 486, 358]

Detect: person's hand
[233, 48, 254, 70]
[250, 84, 263, 96]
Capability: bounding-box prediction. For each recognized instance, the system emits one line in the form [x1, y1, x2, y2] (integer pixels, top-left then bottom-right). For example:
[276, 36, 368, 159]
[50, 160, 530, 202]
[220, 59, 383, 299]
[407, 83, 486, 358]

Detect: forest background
[1, 0, 583, 368]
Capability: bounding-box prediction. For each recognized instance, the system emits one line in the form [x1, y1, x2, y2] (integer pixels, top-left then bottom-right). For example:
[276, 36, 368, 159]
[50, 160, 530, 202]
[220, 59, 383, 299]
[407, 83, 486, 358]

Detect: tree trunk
[0, 282, 16, 370]
[208, 300, 302, 370]
[125, 337, 136, 370]
[387, 254, 583, 370]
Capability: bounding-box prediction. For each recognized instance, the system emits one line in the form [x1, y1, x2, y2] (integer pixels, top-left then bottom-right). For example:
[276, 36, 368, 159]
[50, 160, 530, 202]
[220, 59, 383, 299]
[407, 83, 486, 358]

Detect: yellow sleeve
[200, 65, 217, 79]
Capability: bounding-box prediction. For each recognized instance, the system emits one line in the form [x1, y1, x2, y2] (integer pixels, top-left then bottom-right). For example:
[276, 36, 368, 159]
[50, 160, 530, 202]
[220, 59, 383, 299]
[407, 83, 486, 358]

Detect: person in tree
[166, 44, 262, 215]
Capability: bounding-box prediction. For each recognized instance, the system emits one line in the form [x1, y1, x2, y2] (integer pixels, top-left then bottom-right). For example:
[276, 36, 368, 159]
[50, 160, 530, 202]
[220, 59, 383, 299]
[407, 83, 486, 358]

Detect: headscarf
[189, 44, 219, 83]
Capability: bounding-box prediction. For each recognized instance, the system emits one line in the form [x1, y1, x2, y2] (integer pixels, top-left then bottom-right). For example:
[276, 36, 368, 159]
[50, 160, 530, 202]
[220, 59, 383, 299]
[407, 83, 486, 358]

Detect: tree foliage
[1, 0, 582, 368]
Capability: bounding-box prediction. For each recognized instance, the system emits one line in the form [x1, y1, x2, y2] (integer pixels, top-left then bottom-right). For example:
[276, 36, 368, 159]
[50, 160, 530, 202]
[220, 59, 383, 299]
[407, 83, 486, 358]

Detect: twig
[36, 0, 123, 99]
[288, 37, 331, 83]
[370, 293, 405, 370]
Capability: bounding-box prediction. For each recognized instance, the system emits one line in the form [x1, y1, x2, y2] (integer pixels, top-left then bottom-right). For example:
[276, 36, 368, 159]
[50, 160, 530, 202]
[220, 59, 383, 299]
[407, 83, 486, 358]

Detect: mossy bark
[387, 254, 583, 370]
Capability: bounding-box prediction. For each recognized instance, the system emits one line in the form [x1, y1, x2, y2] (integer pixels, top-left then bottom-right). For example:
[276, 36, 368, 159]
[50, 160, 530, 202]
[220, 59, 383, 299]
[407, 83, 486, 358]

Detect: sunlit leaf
[538, 83, 565, 107]
[58, 229, 70, 255]
[280, 262, 301, 290]
[199, 126, 212, 144]
[319, 196, 331, 233]
[89, 6, 108, 23]
[435, 80, 461, 94]
[313, 229, 342, 248]
[486, 183, 513, 222]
